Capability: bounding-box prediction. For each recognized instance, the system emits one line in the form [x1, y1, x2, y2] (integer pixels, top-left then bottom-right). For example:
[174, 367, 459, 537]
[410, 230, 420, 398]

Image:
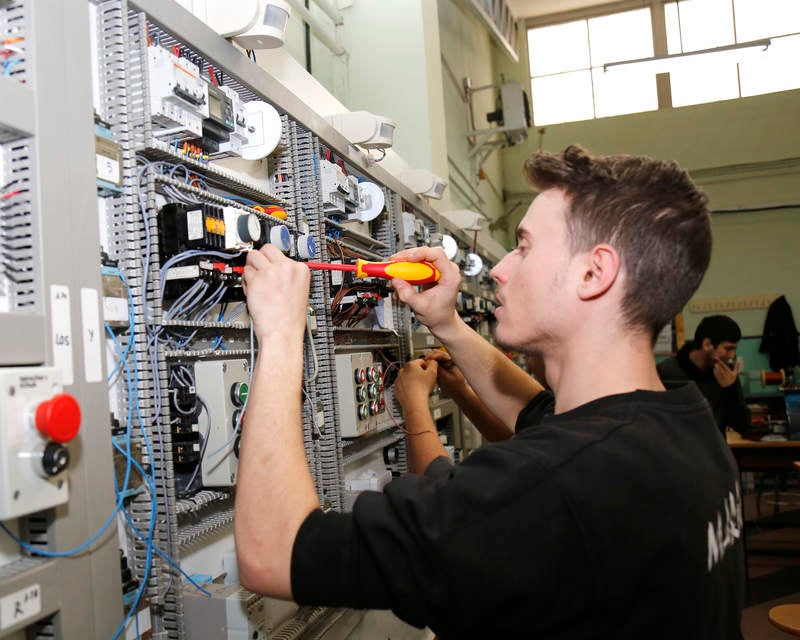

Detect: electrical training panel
[0, 0, 502, 637]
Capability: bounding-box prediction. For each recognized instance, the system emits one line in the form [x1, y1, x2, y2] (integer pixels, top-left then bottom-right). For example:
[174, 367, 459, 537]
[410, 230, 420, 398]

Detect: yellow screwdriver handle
[355, 259, 441, 285]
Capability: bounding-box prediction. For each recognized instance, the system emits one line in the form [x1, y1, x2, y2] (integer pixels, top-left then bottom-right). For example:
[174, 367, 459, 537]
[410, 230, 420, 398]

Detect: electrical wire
[185, 397, 211, 493]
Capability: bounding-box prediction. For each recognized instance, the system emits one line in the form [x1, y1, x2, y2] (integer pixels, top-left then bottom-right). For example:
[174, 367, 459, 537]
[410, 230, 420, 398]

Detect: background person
[657, 314, 750, 435]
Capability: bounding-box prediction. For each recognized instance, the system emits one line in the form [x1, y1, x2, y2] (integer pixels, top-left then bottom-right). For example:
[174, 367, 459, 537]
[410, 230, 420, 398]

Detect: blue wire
[223, 195, 256, 206]
[111, 441, 211, 597]
[2, 58, 23, 76]
[109, 275, 161, 640]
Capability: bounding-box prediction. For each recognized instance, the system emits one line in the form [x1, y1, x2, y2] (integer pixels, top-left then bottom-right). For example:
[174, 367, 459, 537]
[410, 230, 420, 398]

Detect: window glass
[588, 8, 654, 65]
[670, 57, 739, 107]
[528, 20, 589, 76]
[740, 34, 800, 96]
[734, 0, 800, 41]
[665, 0, 734, 52]
[592, 67, 658, 118]
[531, 71, 594, 126]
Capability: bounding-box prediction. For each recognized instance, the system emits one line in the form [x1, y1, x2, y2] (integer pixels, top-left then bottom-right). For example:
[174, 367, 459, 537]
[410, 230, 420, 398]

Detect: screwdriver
[304, 259, 440, 285]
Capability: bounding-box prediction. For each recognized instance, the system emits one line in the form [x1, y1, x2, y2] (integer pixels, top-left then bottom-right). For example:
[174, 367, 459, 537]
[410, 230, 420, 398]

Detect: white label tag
[50, 285, 74, 386]
[103, 297, 129, 323]
[96, 153, 120, 184]
[81, 288, 103, 383]
[186, 210, 203, 240]
[0, 584, 42, 630]
[433, 408, 442, 420]
[124, 605, 152, 640]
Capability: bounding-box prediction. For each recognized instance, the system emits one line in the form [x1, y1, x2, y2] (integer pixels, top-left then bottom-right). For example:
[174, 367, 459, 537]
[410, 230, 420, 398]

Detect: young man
[658, 314, 750, 435]
[235, 145, 744, 638]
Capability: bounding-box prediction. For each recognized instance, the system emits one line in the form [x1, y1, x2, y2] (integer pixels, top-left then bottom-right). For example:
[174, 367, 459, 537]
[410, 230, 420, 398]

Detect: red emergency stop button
[35, 393, 81, 443]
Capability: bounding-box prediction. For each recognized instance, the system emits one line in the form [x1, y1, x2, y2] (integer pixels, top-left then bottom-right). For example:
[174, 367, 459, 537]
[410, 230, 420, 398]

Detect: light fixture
[399, 169, 448, 200]
[326, 111, 396, 150]
[603, 38, 771, 75]
[188, 0, 292, 49]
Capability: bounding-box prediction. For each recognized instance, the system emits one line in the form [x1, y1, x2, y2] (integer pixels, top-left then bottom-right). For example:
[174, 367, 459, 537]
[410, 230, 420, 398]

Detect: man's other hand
[713, 356, 741, 388]
[394, 358, 439, 411]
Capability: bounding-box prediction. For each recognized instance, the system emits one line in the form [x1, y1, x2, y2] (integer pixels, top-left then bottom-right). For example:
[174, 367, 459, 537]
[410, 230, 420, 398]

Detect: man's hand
[243, 245, 310, 342]
[713, 357, 741, 388]
[424, 349, 469, 399]
[389, 247, 461, 337]
[394, 358, 439, 413]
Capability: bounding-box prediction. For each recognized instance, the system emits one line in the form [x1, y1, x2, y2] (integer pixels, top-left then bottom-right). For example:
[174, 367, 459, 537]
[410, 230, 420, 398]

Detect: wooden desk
[726, 430, 800, 471]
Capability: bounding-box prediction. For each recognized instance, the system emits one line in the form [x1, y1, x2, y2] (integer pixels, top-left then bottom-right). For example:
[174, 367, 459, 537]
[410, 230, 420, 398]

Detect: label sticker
[186, 210, 203, 240]
[50, 285, 74, 386]
[0, 584, 42, 630]
[96, 153, 121, 184]
[81, 288, 103, 383]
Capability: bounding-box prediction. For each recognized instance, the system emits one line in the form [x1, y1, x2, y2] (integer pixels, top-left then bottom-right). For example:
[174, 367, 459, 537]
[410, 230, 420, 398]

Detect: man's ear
[701, 337, 714, 351]
[577, 244, 621, 300]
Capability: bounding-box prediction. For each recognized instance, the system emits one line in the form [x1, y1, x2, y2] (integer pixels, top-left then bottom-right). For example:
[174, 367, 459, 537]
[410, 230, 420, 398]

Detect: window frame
[525, 0, 799, 126]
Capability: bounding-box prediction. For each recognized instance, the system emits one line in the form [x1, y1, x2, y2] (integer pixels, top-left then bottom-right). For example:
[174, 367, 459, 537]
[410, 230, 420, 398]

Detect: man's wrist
[428, 311, 467, 345]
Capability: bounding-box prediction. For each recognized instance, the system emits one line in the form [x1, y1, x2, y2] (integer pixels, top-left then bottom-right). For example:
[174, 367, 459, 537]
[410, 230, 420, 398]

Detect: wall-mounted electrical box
[335, 353, 386, 438]
[194, 359, 249, 487]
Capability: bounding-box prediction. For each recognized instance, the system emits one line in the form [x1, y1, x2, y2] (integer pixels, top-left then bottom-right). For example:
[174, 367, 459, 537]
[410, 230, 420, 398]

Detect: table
[726, 431, 800, 581]
[726, 430, 800, 470]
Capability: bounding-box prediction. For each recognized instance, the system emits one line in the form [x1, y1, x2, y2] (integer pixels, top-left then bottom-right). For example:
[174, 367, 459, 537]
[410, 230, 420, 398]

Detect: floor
[741, 472, 800, 639]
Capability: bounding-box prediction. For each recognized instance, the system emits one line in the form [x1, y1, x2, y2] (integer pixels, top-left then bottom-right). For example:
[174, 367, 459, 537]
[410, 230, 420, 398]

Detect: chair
[769, 604, 800, 636]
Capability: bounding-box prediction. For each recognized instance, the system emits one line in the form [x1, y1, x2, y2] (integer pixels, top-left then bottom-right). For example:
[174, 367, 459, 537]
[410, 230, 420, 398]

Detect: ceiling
[506, 0, 626, 19]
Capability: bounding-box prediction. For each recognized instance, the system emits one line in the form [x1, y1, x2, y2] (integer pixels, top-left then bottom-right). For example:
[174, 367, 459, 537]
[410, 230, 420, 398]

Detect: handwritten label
[50, 285, 74, 385]
[0, 584, 41, 630]
[81, 288, 102, 383]
[96, 153, 120, 184]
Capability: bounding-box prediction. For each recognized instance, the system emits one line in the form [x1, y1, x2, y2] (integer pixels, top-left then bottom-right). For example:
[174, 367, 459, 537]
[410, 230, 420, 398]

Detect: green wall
[496, 86, 800, 373]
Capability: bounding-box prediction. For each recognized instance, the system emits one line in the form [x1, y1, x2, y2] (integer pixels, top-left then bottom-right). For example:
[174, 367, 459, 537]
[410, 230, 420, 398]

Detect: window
[528, 0, 800, 125]
[528, 9, 657, 126]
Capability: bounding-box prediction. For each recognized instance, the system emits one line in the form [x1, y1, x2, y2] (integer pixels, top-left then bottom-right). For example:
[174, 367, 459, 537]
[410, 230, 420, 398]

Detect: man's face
[490, 189, 579, 352]
[712, 340, 738, 367]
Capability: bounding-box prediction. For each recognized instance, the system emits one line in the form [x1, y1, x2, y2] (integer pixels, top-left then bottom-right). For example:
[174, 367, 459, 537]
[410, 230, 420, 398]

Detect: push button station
[0, 367, 80, 519]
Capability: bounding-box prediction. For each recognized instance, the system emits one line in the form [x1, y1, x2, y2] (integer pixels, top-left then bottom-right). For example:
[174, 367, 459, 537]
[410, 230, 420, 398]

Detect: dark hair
[523, 145, 711, 342]
[694, 315, 742, 347]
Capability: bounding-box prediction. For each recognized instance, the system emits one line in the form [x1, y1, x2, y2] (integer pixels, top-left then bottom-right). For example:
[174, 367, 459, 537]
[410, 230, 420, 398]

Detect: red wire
[1, 190, 22, 200]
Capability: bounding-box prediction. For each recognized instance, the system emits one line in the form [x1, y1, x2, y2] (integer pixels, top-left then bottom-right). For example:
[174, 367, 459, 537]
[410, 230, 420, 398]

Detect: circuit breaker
[0, 367, 79, 519]
[335, 353, 386, 438]
[194, 359, 249, 487]
[147, 44, 209, 138]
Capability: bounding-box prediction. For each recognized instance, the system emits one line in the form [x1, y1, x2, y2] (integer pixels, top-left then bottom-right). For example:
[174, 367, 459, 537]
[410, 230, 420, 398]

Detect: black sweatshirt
[291, 385, 744, 639]
[657, 342, 750, 435]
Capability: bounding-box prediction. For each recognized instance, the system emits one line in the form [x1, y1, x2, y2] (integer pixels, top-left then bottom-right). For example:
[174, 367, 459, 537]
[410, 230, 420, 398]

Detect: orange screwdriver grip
[355, 259, 441, 285]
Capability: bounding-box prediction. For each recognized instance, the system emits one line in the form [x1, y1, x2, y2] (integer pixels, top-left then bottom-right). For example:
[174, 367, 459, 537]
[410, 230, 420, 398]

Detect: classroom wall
[498, 84, 800, 380]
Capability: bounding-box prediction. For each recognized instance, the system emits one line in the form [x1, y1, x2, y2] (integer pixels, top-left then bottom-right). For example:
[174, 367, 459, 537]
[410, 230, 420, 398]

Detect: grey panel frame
[0, 79, 34, 138]
[0, 0, 124, 638]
